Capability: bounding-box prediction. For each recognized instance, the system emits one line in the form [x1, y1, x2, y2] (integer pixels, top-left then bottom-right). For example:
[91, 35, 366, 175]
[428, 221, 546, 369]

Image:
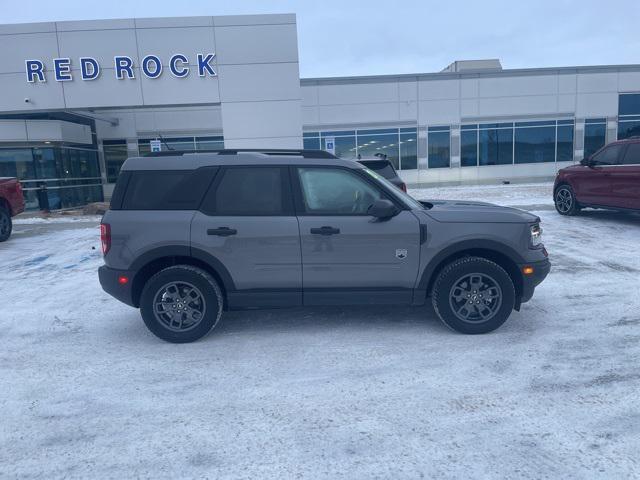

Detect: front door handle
[207, 227, 237, 236]
[310, 226, 340, 236]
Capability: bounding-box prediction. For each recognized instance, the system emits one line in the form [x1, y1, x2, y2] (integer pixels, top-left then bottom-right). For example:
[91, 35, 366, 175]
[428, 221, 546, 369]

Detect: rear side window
[201, 166, 291, 216]
[621, 143, 640, 165]
[121, 168, 218, 210]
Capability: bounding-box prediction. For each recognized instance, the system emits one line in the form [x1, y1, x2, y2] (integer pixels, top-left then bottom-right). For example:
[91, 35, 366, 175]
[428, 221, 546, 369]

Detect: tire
[0, 207, 12, 242]
[431, 257, 515, 334]
[140, 265, 223, 343]
[554, 184, 580, 216]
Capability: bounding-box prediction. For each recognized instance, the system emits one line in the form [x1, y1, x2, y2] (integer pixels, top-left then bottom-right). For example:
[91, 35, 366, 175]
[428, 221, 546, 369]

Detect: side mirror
[580, 157, 597, 167]
[368, 199, 399, 219]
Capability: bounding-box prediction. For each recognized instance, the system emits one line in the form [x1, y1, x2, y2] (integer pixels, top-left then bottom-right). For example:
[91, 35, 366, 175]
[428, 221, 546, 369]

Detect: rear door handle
[207, 227, 237, 236]
[310, 226, 340, 235]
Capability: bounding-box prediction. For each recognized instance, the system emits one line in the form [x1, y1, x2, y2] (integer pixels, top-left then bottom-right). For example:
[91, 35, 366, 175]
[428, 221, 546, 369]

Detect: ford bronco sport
[99, 149, 550, 343]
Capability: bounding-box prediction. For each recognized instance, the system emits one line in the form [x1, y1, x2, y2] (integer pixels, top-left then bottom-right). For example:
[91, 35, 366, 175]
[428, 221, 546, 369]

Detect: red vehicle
[0, 177, 25, 242]
[554, 138, 640, 215]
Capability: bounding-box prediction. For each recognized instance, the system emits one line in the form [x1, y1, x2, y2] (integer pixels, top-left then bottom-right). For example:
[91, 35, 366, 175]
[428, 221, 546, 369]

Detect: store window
[479, 123, 514, 166]
[103, 140, 128, 183]
[556, 120, 575, 163]
[427, 126, 450, 169]
[357, 129, 400, 169]
[617, 93, 640, 140]
[195, 136, 224, 151]
[584, 119, 607, 159]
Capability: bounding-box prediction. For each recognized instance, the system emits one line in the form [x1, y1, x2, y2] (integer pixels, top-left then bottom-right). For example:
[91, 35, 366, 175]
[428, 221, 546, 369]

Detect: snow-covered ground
[2, 183, 640, 479]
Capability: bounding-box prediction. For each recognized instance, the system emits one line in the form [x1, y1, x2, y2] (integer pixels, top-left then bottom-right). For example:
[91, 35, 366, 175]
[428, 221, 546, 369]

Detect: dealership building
[1, 13, 640, 209]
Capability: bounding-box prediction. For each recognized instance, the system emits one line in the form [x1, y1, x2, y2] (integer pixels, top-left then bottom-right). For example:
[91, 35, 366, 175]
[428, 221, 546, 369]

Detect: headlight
[530, 223, 543, 247]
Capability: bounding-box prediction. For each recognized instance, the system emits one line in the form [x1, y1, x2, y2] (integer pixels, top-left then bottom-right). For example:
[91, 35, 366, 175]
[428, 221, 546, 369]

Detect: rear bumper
[519, 258, 551, 304]
[98, 266, 136, 307]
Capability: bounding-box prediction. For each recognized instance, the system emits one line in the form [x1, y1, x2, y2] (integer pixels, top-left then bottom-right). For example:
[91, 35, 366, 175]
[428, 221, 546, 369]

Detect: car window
[202, 166, 289, 215]
[297, 167, 383, 215]
[591, 145, 622, 165]
[121, 168, 217, 210]
[620, 143, 640, 165]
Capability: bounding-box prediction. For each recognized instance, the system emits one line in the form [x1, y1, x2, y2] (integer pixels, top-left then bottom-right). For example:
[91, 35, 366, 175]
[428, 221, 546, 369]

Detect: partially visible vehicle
[554, 137, 640, 215]
[357, 155, 407, 192]
[0, 177, 25, 242]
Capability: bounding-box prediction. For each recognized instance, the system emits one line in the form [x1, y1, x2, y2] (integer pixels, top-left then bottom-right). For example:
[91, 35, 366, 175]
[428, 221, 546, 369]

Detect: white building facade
[1, 14, 639, 209]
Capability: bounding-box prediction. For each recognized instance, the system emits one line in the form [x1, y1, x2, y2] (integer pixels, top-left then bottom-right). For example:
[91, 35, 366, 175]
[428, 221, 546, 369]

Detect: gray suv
[99, 149, 550, 343]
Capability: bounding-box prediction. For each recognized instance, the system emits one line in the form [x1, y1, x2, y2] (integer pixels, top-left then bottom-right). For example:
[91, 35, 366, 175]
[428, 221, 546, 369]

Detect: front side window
[203, 167, 287, 216]
[591, 145, 622, 165]
[298, 167, 382, 215]
[621, 143, 640, 165]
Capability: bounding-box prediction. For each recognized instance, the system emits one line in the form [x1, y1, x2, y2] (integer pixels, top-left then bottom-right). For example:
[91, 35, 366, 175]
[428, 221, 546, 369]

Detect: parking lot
[2, 182, 639, 479]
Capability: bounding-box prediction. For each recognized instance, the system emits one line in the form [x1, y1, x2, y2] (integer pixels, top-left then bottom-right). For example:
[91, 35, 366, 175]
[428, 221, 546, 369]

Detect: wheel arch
[129, 246, 235, 308]
[420, 241, 524, 306]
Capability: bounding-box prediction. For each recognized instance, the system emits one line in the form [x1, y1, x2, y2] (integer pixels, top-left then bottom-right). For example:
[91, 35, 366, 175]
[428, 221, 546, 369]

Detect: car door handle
[207, 227, 237, 236]
[310, 226, 340, 235]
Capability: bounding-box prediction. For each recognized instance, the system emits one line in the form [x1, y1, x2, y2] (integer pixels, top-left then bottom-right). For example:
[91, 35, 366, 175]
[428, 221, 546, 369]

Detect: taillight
[400, 183, 407, 192]
[15, 181, 23, 196]
[100, 223, 111, 255]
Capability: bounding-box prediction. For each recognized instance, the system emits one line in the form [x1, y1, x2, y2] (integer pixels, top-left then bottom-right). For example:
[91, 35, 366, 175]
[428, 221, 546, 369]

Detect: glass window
[122, 169, 217, 211]
[460, 129, 478, 167]
[303, 137, 321, 150]
[618, 120, 640, 140]
[103, 141, 128, 183]
[33, 148, 58, 179]
[0, 148, 35, 179]
[584, 121, 607, 158]
[621, 142, 640, 165]
[591, 144, 622, 165]
[399, 132, 417, 170]
[556, 124, 574, 162]
[357, 133, 399, 169]
[618, 94, 640, 116]
[195, 136, 224, 151]
[204, 167, 286, 216]
[322, 134, 356, 160]
[358, 160, 397, 178]
[298, 167, 382, 215]
[428, 128, 450, 168]
[479, 127, 513, 165]
[514, 126, 555, 164]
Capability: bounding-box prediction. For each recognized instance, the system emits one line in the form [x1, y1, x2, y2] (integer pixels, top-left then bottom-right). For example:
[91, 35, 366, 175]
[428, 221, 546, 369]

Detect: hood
[420, 199, 539, 224]
[558, 164, 584, 173]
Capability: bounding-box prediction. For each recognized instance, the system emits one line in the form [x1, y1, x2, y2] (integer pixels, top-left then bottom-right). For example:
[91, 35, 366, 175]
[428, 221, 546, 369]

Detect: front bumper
[518, 258, 551, 304]
[98, 265, 136, 307]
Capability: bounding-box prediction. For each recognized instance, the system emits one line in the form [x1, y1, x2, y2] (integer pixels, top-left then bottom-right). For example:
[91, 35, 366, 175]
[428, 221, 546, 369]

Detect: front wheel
[431, 257, 515, 334]
[0, 207, 12, 242]
[555, 185, 580, 216]
[140, 265, 223, 343]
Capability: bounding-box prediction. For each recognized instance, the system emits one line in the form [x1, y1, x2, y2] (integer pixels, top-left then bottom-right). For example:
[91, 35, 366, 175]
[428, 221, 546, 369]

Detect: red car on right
[554, 137, 640, 215]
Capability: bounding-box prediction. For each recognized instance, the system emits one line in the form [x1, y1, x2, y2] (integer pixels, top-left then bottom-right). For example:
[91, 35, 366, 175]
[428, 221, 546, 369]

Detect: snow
[1, 183, 640, 478]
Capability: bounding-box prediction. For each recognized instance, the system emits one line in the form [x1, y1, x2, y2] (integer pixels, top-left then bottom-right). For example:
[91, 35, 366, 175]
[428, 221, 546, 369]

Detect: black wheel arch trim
[418, 239, 526, 292]
[128, 245, 237, 293]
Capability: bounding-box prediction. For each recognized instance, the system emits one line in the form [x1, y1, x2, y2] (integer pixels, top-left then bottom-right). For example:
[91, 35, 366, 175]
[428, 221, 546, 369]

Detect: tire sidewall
[140, 266, 223, 343]
[0, 207, 12, 242]
[554, 184, 578, 216]
[432, 258, 515, 334]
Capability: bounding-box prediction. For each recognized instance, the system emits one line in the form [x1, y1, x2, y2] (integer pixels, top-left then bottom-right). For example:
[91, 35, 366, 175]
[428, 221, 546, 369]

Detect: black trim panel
[304, 288, 413, 306]
[98, 266, 136, 307]
[227, 290, 302, 309]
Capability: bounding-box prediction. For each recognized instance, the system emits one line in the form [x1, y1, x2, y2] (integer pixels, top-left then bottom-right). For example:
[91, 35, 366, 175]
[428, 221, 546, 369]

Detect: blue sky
[2, 0, 639, 78]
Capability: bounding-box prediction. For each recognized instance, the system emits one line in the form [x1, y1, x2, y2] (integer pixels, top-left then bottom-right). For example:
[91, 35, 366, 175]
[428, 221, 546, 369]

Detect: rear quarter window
[120, 167, 218, 210]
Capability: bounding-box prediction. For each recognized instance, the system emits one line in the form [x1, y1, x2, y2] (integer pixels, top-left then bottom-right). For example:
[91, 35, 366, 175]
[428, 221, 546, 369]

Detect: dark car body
[0, 177, 25, 242]
[357, 157, 407, 192]
[555, 138, 640, 212]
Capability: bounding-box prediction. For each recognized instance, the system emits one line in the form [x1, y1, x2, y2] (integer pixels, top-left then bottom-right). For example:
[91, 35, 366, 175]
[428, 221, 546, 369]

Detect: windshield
[362, 167, 424, 210]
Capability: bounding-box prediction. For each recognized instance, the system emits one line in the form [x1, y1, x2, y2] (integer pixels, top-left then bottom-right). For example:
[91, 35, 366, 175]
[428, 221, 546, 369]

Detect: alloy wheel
[448, 273, 503, 323]
[152, 281, 207, 332]
[555, 188, 573, 214]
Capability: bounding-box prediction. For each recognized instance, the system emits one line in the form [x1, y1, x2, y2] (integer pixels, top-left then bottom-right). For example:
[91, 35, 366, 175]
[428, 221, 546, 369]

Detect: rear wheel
[555, 184, 580, 216]
[140, 265, 223, 343]
[432, 257, 515, 334]
[0, 207, 12, 242]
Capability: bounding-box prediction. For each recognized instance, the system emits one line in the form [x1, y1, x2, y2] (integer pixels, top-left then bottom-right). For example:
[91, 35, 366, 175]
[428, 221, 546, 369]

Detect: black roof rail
[142, 149, 338, 159]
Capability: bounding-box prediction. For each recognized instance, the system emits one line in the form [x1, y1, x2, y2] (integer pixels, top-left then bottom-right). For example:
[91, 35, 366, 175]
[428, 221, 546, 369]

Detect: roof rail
[143, 149, 338, 159]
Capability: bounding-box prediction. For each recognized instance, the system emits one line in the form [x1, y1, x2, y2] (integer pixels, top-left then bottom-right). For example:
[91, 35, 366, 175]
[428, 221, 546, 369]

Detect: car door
[609, 142, 640, 210]
[576, 144, 623, 206]
[190, 165, 302, 307]
[293, 165, 421, 305]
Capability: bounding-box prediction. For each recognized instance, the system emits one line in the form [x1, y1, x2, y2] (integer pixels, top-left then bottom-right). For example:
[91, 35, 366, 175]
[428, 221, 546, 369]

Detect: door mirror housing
[368, 199, 399, 219]
[580, 157, 594, 167]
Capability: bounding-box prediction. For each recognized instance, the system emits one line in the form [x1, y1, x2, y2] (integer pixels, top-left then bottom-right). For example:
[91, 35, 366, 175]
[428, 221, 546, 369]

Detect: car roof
[121, 150, 365, 171]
